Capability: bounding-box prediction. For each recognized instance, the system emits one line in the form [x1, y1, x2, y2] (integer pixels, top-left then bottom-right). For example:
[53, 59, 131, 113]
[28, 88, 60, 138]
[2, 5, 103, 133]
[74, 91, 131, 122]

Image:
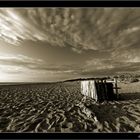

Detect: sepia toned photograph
[0, 7, 140, 133]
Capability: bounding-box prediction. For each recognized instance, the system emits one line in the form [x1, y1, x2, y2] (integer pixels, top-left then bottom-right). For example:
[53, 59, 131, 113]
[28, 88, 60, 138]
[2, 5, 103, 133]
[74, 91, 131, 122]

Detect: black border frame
[0, 132, 140, 139]
[0, 1, 139, 7]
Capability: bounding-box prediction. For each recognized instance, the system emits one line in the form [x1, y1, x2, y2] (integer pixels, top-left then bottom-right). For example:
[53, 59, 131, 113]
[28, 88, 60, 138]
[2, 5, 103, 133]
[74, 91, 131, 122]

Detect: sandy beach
[0, 81, 140, 132]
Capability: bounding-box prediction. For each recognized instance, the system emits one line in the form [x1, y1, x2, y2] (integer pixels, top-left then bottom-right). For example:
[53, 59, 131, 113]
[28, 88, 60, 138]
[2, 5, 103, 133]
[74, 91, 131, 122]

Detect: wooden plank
[113, 87, 121, 89]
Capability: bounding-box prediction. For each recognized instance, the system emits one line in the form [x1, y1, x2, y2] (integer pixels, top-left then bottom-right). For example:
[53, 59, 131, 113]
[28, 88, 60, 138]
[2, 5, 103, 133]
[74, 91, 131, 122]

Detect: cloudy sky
[0, 8, 140, 82]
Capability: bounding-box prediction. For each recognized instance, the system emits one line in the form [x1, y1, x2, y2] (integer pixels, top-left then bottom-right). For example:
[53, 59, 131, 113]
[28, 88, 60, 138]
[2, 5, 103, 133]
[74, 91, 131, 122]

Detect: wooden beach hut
[81, 78, 119, 102]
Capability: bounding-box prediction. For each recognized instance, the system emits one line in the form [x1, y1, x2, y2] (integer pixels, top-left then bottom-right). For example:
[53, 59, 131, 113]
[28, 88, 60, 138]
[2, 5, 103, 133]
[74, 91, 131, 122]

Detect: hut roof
[64, 77, 109, 82]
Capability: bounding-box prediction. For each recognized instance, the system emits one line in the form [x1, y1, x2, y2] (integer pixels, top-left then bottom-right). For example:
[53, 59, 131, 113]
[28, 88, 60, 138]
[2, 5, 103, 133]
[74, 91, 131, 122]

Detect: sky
[0, 8, 140, 82]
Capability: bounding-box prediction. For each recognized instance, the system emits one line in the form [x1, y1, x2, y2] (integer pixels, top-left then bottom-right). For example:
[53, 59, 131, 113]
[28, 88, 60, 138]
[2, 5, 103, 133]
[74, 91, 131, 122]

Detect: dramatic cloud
[0, 53, 81, 82]
[0, 8, 140, 81]
[1, 8, 140, 51]
[81, 57, 140, 77]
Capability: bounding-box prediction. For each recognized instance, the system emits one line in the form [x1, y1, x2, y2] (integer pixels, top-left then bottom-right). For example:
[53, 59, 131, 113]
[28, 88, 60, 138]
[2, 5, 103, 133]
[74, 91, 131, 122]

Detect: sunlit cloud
[0, 64, 23, 74]
[0, 53, 80, 82]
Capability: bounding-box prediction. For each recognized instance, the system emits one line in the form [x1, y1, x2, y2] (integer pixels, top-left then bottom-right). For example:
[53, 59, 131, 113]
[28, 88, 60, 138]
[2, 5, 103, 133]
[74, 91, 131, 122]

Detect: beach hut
[81, 80, 98, 102]
[81, 78, 117, 102]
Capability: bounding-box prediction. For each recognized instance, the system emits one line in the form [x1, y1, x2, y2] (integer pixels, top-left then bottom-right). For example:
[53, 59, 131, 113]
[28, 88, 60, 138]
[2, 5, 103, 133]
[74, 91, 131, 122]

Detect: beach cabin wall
[81, 79, 115, 102]
[81, 80, 98, 102]
[96, 80, 114, 102]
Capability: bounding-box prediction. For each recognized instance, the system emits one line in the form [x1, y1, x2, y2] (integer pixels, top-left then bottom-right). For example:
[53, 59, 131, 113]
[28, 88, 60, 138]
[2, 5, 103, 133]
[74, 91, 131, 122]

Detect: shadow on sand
[119, 92, 140, 101]
[84, 92, 140, 132]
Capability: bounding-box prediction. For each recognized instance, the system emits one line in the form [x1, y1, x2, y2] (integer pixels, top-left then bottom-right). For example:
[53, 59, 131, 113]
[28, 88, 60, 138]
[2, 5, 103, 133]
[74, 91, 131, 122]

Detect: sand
[0, 81, 140, 132]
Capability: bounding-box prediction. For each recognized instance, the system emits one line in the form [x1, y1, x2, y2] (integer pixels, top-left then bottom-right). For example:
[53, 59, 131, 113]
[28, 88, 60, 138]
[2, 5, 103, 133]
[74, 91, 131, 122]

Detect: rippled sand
[0, 82, 140, 132]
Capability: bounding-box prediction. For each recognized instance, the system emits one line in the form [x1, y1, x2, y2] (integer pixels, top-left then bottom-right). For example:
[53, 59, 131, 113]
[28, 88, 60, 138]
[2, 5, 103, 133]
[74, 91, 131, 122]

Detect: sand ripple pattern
[0, 82, 140, 132]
